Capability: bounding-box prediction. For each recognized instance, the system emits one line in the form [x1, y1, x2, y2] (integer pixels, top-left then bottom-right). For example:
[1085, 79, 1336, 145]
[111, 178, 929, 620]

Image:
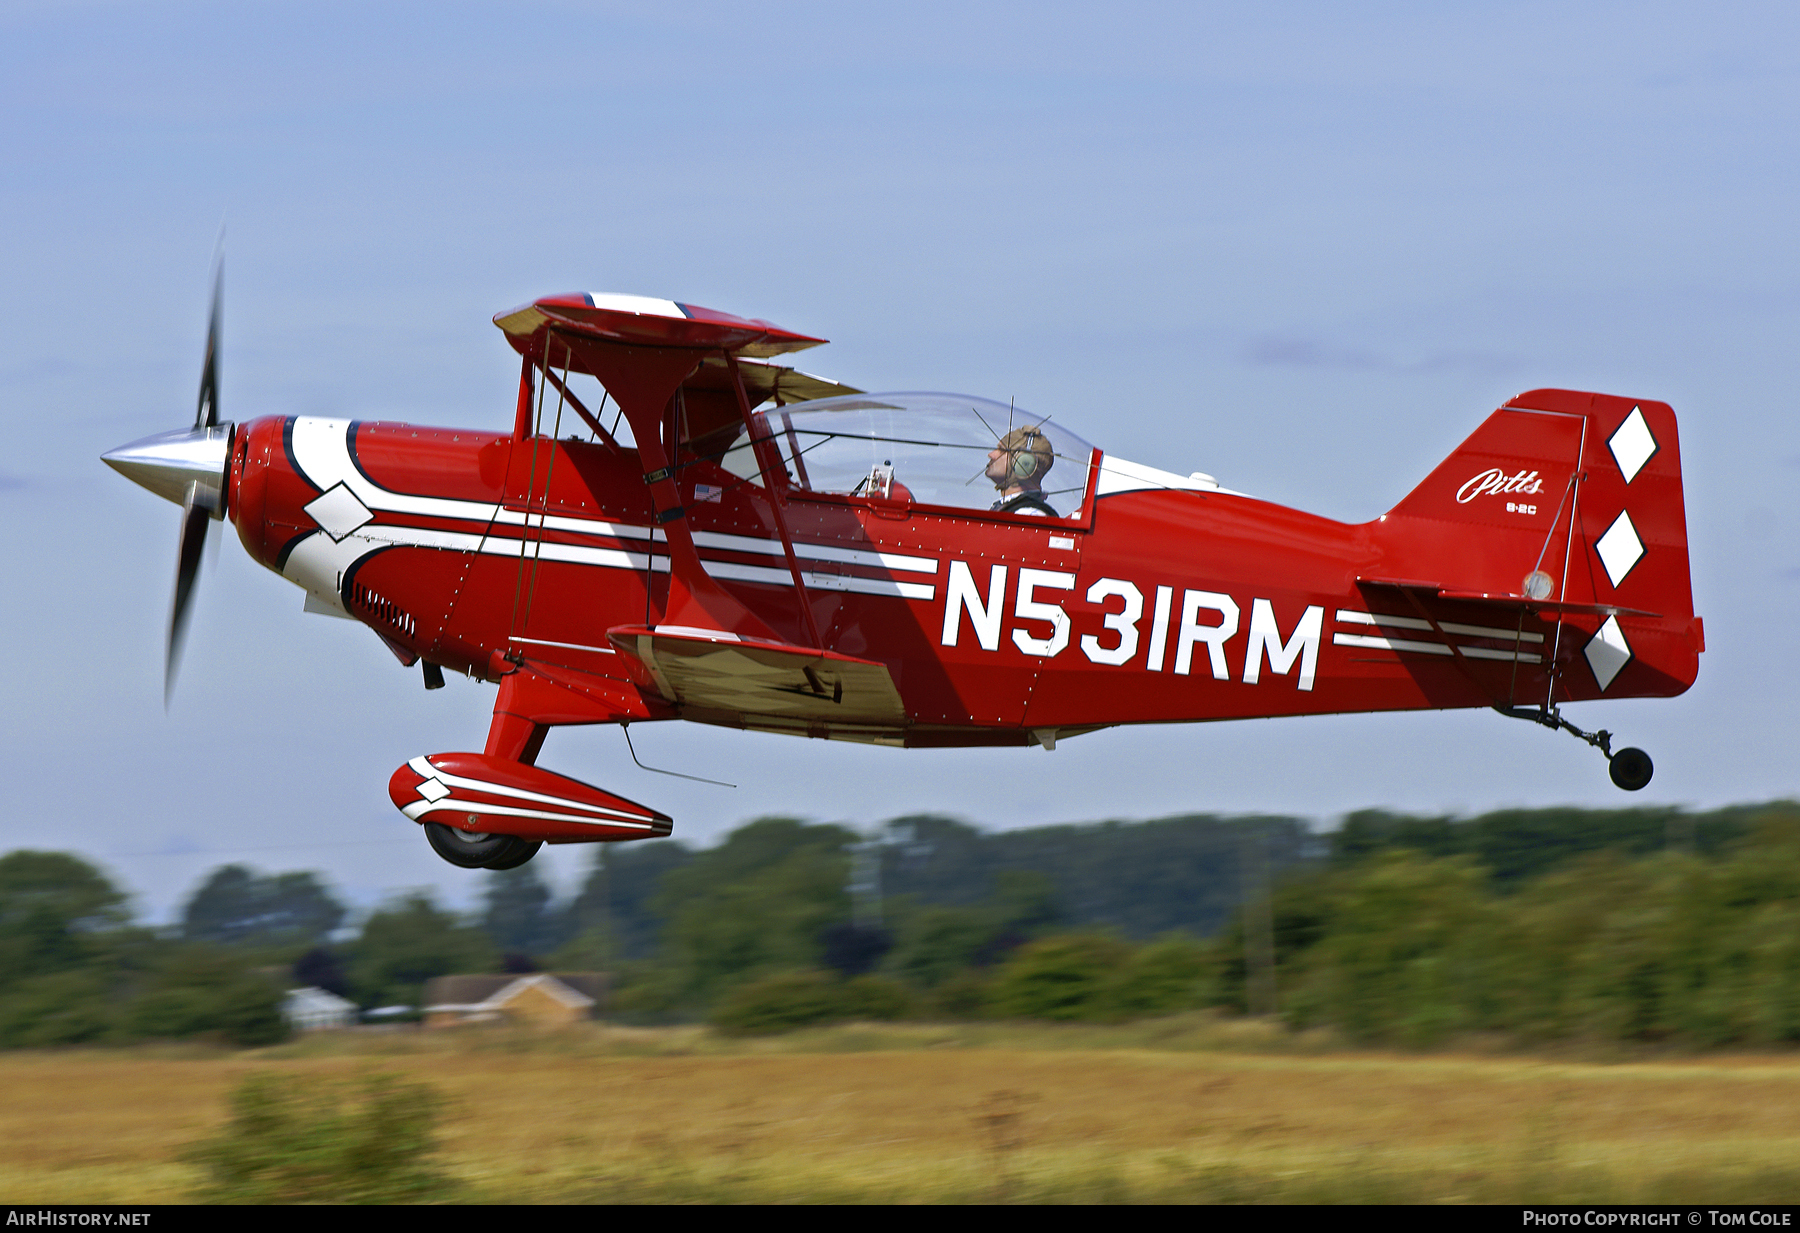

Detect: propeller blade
[195, 260, 221, 430]
[166, 487, 210, 707]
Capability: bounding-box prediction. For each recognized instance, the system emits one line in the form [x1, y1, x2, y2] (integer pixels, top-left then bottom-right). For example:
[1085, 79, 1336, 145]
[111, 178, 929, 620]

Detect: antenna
[622, 725, 735, 787]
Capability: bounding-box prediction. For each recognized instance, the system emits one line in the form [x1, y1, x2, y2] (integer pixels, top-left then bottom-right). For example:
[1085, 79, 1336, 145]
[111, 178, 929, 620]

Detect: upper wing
[494, 292, 826, 360]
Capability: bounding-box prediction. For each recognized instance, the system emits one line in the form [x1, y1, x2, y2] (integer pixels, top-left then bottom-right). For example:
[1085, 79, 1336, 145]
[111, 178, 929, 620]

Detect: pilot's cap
[997, 427, 1053, 481]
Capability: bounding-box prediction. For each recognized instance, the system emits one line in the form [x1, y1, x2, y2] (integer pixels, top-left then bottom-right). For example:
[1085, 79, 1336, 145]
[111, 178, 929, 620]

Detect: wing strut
[576, 342, 783, 641]
[724, 351, 823, 648]
[509, 343, 559, 642]
[540, 357, 621, 453]
[491, 295, 841, 643]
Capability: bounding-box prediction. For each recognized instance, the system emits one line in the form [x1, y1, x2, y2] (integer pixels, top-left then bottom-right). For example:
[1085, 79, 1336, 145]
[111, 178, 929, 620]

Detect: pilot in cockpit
[986, 426, 1058, 516]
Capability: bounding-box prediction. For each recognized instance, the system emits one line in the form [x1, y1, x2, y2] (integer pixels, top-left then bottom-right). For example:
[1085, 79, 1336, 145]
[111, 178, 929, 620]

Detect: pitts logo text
[1456, 468, 1545, 504]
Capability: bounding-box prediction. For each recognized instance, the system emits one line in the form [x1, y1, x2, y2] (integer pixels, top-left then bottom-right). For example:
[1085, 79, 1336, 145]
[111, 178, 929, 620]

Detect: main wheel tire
[482, 839, 543, 870]
[1609, 747, 1654, 791]
[425, 822, 520, 869]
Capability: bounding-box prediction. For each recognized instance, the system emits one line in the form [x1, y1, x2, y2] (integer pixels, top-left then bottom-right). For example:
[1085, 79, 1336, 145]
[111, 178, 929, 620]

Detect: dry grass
[6, 1017, 1800, 1202]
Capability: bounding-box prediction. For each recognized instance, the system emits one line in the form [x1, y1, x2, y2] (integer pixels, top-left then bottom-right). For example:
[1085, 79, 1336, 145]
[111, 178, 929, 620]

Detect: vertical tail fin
[1374, 389, 1698, 700]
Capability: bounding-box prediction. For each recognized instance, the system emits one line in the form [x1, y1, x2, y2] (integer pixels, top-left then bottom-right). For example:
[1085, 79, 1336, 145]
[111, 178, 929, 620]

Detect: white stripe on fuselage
[1331, 609, 1543, 663]
[281, 418, 940, 611]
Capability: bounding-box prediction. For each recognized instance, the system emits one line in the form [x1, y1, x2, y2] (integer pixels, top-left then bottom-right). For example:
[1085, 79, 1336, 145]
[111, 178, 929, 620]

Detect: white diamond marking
[303, 482, 374, 543]
[416, 777, 451, 803]
[1608, 406, 1658, 484]
[1584, 615, 1632, 691]
[1595, 510, 1645, 588]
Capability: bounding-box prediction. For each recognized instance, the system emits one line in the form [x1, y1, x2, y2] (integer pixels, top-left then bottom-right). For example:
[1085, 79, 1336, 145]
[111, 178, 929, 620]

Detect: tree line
[0, 799, 1791, 1046]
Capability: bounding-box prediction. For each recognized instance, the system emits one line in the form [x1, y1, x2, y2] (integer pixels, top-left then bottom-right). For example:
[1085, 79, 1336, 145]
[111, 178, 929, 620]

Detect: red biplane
[105, 286, 1702, 870]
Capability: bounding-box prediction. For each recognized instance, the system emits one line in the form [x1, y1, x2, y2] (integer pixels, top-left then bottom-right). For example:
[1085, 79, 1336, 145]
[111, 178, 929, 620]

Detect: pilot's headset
[999, 427, 1054, 483]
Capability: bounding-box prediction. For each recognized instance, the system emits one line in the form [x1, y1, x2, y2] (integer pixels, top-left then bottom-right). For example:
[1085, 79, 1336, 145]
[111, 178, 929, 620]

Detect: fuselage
[224, 405, 1695, 749]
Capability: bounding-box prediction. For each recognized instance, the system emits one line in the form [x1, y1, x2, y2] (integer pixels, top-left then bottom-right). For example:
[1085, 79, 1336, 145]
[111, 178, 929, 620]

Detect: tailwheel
[1608, 747, 1654, 792]
[423, 822, 542, 869]
[1495, 705, 1654, 792]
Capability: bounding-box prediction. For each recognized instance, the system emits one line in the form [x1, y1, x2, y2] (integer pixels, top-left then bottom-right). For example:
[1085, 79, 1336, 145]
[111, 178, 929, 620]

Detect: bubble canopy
[720, 392, 1096, 518]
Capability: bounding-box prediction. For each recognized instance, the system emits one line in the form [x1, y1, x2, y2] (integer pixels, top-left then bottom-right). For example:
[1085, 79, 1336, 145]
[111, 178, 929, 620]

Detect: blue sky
[4, 2, 1797, 920]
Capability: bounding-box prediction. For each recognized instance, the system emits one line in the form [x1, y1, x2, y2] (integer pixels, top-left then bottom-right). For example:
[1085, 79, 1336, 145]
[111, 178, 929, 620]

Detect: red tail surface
[1372, 389, 1699, 701]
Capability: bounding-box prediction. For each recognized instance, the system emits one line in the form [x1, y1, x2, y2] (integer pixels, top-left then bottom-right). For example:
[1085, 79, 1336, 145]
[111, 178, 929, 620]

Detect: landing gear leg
[1494, 705, 1654, 792]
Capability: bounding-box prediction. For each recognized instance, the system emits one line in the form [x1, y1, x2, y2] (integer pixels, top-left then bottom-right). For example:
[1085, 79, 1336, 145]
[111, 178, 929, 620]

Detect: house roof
[421, 972, 604, 1013]
[283, 986, 357, 1012]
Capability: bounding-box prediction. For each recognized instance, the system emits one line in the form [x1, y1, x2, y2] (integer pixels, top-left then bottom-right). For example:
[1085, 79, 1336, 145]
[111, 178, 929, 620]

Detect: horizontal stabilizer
[1358, 577, 1662, 619]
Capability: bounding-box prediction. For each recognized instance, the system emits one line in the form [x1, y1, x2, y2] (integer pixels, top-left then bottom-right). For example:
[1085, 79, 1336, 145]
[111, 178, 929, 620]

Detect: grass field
[6, 1016, 1800, 1203]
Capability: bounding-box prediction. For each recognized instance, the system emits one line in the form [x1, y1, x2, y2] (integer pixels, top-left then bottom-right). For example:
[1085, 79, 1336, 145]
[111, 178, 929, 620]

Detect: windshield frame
[719, 392, 1102, 530]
